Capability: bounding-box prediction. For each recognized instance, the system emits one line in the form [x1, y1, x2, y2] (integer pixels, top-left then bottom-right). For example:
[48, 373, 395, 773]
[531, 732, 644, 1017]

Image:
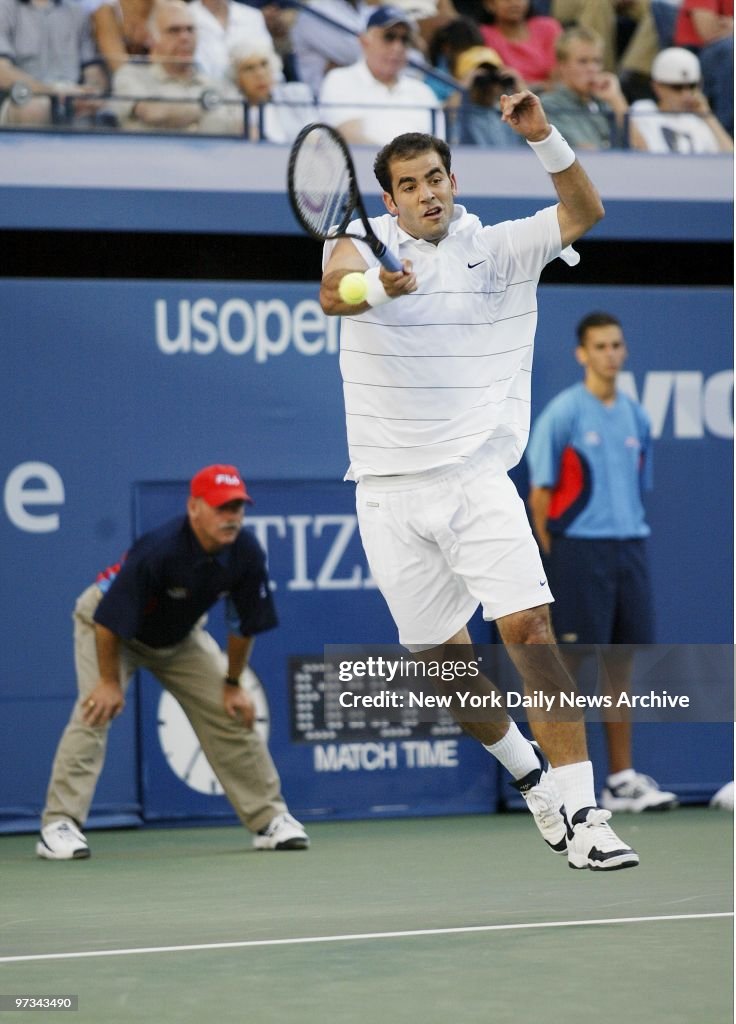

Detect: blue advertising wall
[1, 280, 732, 831]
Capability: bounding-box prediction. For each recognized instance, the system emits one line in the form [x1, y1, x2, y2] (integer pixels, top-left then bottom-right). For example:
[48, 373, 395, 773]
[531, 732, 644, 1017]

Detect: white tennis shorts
[355, 445, 553, 648]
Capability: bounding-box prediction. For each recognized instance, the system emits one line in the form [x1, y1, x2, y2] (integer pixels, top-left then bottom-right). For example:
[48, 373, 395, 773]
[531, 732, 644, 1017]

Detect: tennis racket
[287, 123, 403, 273]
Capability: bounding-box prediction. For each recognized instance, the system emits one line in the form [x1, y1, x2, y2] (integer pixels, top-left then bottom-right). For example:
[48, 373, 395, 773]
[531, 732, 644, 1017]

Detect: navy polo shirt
[93, 516, 277, 648]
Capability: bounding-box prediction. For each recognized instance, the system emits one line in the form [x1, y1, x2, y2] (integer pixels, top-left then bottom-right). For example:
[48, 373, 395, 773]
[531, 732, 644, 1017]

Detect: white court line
[1, 912, 731, 965]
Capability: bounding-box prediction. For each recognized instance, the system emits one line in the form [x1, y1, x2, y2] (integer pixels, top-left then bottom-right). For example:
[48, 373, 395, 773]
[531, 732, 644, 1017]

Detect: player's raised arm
[500, 90, 605, 248]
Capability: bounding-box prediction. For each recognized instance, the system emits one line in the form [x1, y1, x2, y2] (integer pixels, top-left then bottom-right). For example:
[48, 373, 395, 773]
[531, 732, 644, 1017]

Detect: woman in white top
[190, 0, 273, 82]
[229, 41, 317, 142]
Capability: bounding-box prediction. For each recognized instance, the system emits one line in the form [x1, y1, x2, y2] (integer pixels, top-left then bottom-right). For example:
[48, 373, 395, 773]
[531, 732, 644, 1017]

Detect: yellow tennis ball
[338, 272, 368, 305]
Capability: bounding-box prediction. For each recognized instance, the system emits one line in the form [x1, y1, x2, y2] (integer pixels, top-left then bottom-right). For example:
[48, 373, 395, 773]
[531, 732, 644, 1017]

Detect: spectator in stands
[257, 1, 299, 82]
[110, 0, 240, 133]
[673, 0, 733, 134]
[189, 0, 273, 82]
[229, 39, 317, 140]
[0, 0, 107, 125]
[426, 15, 484, 103]
[92, 0, 153, 74]
[428, 14, 484, 72]
[629, 46, 733, 151]
[480, 0, 562, 90]
[451, 44, 527, 144]
[390, 0, 459, 48]
[541, 26, 629, 147]
[550, 1, 660, 83]
[291, 0, 375, 96]
[319, 6, 444, 143]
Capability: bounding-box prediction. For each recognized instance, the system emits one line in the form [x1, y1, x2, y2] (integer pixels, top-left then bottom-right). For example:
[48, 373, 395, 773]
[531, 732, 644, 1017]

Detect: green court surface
[1, 808, 732, 1024]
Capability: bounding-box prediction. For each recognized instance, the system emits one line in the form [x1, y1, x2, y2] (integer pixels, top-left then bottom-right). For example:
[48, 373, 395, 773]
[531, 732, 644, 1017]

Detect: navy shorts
[545, 536, 655, 645]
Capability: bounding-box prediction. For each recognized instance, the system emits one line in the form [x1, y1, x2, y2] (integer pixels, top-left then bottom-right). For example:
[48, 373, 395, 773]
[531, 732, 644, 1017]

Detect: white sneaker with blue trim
[36, 820, 90, 860]
[253, 812, 309, 850]
[567, 807, 639, 871]
[511, 743, 571, 855]
[601, 772, 678, 813]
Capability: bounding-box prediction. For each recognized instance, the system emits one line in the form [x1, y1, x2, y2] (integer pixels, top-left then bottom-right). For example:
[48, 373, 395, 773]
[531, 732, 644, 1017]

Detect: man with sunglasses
[629, 46, 733, 153]
[318, 5, 444, 144]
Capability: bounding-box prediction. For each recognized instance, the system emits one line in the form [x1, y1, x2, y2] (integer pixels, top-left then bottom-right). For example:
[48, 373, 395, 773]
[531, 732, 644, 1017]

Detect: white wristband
[364, 266, 392, 308]
[527, 126, 575, 174]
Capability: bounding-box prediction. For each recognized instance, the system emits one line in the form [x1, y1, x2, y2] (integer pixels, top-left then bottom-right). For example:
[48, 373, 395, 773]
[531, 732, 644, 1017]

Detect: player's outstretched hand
[379, 258, 417, 298]
[499, 90, 551, 142]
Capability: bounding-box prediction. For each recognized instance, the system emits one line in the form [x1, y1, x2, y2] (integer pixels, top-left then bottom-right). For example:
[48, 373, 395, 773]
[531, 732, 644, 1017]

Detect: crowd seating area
[0, 0, 732, 150]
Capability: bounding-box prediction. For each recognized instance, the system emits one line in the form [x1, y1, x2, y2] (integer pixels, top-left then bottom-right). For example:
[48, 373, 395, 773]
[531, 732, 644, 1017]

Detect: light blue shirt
[526, 382, 652, 539]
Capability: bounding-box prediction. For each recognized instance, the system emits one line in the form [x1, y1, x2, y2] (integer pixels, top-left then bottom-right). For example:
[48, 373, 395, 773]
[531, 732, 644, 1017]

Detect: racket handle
[375, 244, 403, 274]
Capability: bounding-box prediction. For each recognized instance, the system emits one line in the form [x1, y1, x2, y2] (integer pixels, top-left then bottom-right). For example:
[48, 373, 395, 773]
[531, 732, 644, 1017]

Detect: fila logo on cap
[190, 464, 252, 505]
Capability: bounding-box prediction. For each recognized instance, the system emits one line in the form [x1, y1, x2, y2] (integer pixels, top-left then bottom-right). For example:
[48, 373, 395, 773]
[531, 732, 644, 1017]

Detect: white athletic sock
[483, 720, 539, 780]
[552, 761, 596, 823]
[607, 767, 636, 787]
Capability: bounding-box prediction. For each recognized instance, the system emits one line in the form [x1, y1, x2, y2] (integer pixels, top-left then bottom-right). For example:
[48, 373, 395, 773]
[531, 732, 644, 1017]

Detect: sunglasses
[662, 82, 698, 91]
[383, 30, 411, 44]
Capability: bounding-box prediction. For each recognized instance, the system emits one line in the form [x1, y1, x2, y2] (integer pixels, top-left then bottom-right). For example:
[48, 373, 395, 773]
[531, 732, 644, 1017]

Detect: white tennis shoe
[36, 820, 90, 860]
[253, 812, 310, 851]
[511, 743, 571, 855]
[601, 772, 678, 813]
[567, 807, 639, 871]
[710, 781, 734, 811]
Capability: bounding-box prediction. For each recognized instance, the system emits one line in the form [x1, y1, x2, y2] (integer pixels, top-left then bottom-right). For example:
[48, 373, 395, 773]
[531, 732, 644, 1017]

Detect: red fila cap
[190, 465, 253, 507]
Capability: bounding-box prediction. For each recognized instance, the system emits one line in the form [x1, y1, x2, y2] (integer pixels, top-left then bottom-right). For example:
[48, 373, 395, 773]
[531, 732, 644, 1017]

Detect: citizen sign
[246, 514, 376, 591]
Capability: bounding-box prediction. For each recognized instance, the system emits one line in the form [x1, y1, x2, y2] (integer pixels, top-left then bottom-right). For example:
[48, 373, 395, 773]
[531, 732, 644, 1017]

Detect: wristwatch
[10, 82, 32, 106]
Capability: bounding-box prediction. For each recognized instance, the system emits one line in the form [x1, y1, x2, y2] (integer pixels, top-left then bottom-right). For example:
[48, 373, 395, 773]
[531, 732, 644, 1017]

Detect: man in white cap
[629, 46, 733, 152]
[36, 464, 309, 860]
[319, 5, 444, 144]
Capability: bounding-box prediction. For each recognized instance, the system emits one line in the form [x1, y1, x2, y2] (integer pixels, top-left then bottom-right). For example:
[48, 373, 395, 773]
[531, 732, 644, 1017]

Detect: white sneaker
[710, 781, 734, 811]
[36, 820, 90, 860]
[511, 743, 571, 855]
[601, 772, 678, 813]
[253, 812, 309, 851]
[567, 807, 639, 871]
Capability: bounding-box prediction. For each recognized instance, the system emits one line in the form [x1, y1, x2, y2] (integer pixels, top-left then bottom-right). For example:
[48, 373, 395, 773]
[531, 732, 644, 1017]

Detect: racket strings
[292, 130, 354, 237]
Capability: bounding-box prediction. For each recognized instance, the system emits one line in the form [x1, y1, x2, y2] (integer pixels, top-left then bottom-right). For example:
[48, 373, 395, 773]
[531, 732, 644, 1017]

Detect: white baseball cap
[651, 47, 701, 85]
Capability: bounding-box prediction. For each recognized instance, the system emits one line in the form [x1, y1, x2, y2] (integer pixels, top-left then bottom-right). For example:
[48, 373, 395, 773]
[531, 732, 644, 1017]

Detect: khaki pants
[552, 0, 659, 74]
[42, 584, 286, 833]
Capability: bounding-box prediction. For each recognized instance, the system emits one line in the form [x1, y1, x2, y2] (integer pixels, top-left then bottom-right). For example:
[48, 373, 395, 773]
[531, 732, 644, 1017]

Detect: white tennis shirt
[323, 203, 563, 479]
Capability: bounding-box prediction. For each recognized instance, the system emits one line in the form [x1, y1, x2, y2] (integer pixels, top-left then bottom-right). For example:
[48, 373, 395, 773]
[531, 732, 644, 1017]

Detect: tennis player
[320, 91, 639, 870]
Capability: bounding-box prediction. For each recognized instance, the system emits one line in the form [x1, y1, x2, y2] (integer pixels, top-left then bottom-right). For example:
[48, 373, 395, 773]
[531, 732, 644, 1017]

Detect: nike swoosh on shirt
[467, 260, 486, 269]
